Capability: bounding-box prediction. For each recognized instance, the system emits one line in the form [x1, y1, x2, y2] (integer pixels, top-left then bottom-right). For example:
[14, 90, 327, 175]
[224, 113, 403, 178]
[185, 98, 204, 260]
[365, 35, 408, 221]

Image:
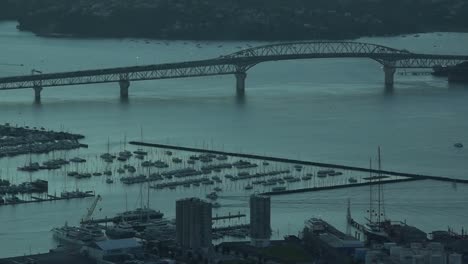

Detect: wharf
[213, 212, 246, 221]
[213, 224, 250, 232]
[0, 192, 95, 206]
[131, 141, 468, 185]
[83, 212, 245, 225]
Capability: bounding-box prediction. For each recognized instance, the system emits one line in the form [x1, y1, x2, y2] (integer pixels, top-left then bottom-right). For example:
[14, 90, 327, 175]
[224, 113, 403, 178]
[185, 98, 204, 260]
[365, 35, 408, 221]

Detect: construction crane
[82, 195, 102, 223]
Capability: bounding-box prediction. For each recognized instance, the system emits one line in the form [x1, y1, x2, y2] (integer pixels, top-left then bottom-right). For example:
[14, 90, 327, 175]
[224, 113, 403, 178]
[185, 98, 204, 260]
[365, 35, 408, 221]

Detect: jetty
[0, 191, 95, 206]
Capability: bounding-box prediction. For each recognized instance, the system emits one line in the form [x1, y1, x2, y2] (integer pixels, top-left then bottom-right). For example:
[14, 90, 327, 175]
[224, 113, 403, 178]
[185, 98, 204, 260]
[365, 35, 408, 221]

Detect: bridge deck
[0, 41, 467, 91]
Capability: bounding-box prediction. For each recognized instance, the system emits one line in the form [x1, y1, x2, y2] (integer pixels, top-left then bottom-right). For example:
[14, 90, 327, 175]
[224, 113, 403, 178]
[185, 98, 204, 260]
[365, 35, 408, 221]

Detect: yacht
[5, 196, 22, 204]
[116, 208, 164, 222]
[244, 184, 254, 190]
[317, 172, 328, 178]
[105, 223, 136, 239]
[120, 175, 147, 184]
[216, 155, 228, 161]
[142, 161, 152, 167]
[172, 157, 182, 163]
[60, 189, 91, 198]
[454, 143, 463, 148]
[206, 192, 218, 200]
[18, 162, 40, 172]
[272, 186, 287, 192]
[119, 150, 133, 158]
[153, 161, 169, 168]
[70, 157, 86, 163]
[127, 166, 137, 173]
[133, 149, 148, 155]
[117, 156, 127, 162]
[100, 153, 115, 160]
[67, 171, 79, 177]
[294, 165, 303, 171]
[189, 155, 199, 160]
[286, 177, 300, 183]
[52, 223, 106, 246]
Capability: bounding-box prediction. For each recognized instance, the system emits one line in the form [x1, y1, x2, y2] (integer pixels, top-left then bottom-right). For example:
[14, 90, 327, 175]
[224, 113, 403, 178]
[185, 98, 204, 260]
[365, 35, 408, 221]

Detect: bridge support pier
[119, 80, 130, 99]
[33, 86, 42, 102]
[383, 65, 396, 88]
[235, 72, 247, 96]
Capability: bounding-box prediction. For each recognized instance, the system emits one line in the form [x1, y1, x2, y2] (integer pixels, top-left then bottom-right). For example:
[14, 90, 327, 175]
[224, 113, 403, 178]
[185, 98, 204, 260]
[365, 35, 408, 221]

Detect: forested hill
[1, 0, 467, 40]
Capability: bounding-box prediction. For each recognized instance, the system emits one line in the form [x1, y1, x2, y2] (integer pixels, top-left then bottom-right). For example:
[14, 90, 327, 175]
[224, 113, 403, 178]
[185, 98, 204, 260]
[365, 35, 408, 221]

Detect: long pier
[213, 212, 246, 221]
[0, 192, 95, 207]
[213, 224, 250, 233]
[263, 178, 421, 196]
[130, 141, 468, 185]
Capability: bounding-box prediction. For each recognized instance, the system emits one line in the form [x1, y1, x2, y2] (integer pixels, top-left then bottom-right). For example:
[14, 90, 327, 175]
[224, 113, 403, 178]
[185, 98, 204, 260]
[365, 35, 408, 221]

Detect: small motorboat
[454, 143, 463, 148]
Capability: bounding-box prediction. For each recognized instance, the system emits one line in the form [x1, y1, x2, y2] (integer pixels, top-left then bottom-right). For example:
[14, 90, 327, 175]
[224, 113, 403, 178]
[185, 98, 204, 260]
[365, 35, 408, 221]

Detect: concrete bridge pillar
[235, 72, 247, 96]
[383, 65, 396, 88]
[33, 86, 43, 102]
[119, 80, 130, 99]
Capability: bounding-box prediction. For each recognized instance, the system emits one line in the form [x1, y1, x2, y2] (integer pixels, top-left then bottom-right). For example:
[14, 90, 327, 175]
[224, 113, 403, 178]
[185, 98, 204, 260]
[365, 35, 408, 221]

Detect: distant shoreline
[0, 20, 463, 43]
[1, 0, 467, 42]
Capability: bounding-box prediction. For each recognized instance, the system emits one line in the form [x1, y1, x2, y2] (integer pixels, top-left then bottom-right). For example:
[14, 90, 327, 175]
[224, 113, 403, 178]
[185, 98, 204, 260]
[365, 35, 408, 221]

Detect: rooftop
[93, 238, 142, 251]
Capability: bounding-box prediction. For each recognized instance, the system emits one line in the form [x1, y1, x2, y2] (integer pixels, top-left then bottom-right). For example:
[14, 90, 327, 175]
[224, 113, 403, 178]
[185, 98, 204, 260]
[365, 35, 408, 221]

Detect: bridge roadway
[0, 41, 467, 102]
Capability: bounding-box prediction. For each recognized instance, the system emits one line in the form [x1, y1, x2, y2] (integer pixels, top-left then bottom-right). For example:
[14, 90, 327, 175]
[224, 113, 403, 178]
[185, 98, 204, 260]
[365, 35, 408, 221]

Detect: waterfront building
[81, 238, 143, 261]
[176, 198, 212, 251]
[249, 194, 271, 247]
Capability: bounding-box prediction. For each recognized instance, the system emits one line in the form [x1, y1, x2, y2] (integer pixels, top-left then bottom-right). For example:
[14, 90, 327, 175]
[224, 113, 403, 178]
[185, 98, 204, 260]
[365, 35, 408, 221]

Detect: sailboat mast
[140, 125, 143, 142]
[377, 147, 381, 225]
[369, 158, 373, 224]
[147, 181, 150, 209]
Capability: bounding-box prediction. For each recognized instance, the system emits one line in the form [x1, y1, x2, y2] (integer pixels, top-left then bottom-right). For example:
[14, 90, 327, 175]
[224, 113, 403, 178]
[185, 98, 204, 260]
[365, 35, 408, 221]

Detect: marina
[0, 123, 85, 158]
[0, 26, 467, 259]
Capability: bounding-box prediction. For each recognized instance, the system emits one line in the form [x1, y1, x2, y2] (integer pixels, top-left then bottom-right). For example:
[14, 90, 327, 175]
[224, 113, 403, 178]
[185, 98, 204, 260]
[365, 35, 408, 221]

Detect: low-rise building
[81, 238, 143, 262]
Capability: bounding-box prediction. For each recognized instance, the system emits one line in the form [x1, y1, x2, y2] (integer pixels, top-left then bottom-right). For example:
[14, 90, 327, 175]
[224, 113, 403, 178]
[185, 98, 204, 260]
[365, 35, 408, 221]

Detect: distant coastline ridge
[0, 0, 467, 40]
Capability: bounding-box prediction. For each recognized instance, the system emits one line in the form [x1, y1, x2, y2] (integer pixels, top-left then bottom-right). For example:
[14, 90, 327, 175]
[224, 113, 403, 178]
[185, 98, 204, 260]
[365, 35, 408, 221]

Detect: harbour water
[0, 21, 468, 257]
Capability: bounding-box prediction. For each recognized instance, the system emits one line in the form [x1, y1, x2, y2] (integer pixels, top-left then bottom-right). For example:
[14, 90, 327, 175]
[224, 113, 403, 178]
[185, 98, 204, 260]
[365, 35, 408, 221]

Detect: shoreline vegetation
[0, 0, 467, 41]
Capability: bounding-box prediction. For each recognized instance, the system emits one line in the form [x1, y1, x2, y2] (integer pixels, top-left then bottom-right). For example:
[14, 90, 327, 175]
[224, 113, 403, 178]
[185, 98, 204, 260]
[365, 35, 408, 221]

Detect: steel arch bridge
[223, 41, 468, 69]
[0, 41, 467, 101]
